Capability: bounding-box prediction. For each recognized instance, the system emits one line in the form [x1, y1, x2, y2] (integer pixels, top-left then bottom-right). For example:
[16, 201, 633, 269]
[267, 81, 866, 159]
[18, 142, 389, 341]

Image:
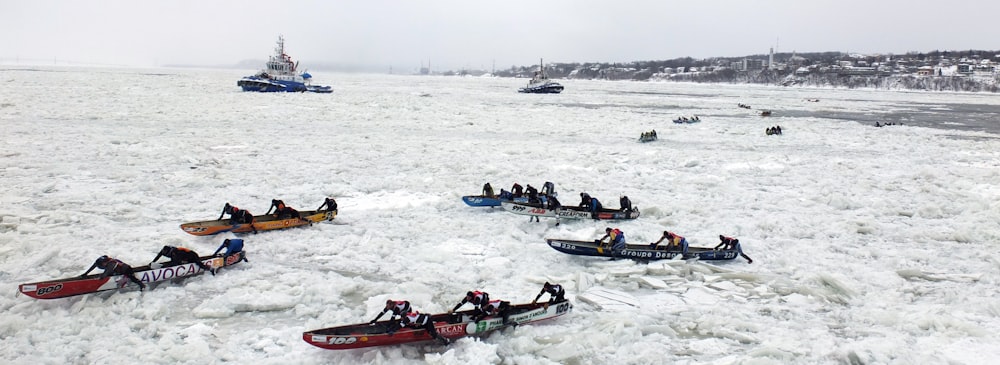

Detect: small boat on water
[638, 130, 658, 142]
[237, 36, 332, 93]
[518, 58, 563, 94]
[545, 239, 748, 262]
[303, 298, 572, 350]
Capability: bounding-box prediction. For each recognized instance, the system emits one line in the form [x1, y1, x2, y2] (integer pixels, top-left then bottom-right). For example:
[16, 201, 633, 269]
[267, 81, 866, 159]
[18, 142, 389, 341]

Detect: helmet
[719, 235, 725, 240]
[605, 227, 612, 232]
[466, 291, 474, 298]
[98, 255, 110, 264]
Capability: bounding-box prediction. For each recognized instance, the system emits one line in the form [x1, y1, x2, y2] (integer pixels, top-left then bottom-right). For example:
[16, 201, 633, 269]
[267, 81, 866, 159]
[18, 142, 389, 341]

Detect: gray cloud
[3, 0, 997, 71]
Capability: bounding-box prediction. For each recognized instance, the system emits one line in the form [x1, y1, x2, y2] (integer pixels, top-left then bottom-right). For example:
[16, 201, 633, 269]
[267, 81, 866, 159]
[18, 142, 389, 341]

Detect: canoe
[501, 201, 639, 220]
[180, 208, 336, 236]
[545, 238, 742, 261]
[303, 299, 572, 350]
[18, 252, 247, 299]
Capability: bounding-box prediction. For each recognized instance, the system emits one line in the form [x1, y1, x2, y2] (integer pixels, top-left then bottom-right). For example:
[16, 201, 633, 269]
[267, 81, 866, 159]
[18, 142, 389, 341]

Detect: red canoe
[303, 299, 572, 350]
[18, 252, 247, 299]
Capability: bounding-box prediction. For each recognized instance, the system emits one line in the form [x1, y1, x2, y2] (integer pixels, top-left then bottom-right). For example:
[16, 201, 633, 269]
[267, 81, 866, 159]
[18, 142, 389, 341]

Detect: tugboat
[518, 58, 563, 94]
[237, 36, 332, 93]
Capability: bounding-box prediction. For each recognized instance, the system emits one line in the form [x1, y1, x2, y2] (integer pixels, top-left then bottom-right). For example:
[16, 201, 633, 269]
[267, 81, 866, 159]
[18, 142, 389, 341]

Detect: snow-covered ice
[2, 66, 1000, 364]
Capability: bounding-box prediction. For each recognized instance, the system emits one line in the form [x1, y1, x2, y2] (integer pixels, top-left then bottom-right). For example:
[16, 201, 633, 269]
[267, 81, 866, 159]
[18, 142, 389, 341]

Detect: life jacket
[482, 300, 503, 315]
[402, 312, 429, 327]
[720, 236, 738, 250]
[667, 232, 685, 245]
[388, 301, 411, 315]
[610, 229, 624, 244]
[545, 284, 563, 296]
[467, 291, 488, 306]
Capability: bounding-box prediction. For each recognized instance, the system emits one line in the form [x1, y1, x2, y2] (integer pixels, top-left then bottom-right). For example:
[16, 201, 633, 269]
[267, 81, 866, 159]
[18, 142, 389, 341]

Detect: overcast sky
[3, 0, 998, 72]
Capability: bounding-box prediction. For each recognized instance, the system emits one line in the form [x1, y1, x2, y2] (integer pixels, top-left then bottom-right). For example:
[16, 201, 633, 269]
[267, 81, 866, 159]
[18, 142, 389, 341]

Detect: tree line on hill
[480, 50, 1000, 92]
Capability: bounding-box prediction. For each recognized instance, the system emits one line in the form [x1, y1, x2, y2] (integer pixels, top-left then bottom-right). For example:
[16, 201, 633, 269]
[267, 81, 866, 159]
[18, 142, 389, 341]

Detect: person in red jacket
[370, 299, 411, 324]
[451, 290, 490, 314]
[650, 231, 688, 254]
[716, 235, 753, 264]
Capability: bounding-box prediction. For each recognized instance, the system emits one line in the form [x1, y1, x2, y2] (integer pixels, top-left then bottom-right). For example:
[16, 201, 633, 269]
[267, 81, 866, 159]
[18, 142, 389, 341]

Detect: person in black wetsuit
[81, 255, 146, 290]
[317, 197, 338, 212]
[266, 199, 301, 219]
[533, 282, 565, 305]
[371, 299, 411, 324]
[150, 246, 214, 274]
[218, 203, 256, 233]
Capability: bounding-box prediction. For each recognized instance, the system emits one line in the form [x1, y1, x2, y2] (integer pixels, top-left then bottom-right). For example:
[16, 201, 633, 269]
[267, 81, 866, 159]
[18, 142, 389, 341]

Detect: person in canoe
[578, 192, 592, 209]
[218, 203, 257, 234]
[597, 227, 626, 251]
[482, 183, 495, 198]
[370, 299, 411, 324]
[526, 185, 540, 204]
[588, 196, 603, 218]
[81, 255, 146, 290]
[450, 290, 490, 315]
[650, 231, 688, 254]
[151, 246, 214, 275]
[716, 235, 754, 264]
[541, 181, 556, 197]
[532, 282, 565, 306]
[476, 298, 512, 325]
[511, 183, 524, 198]
[619, 195, 633, 213]
[394, 310, 450, 345]
[317, 197, 338, 212]
[213, 238, 246, 261]
[266, 199, 301, 220]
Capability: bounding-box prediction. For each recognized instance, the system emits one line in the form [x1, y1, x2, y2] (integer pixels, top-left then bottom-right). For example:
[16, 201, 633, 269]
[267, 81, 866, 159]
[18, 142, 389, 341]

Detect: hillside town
[448, 49, 1000, 92]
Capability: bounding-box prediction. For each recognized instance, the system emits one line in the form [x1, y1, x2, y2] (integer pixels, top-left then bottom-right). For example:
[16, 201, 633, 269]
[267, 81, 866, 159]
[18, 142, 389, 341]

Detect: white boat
[518, 58, 564, 94]
[237, 36, 332, 93]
